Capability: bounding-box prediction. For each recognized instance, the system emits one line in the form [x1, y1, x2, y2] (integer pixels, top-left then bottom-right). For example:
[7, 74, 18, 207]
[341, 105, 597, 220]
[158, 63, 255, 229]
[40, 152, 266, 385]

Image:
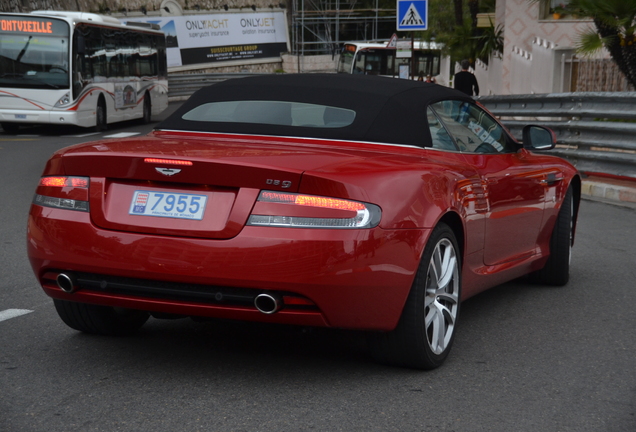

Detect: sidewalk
[581, 175, 636, 206]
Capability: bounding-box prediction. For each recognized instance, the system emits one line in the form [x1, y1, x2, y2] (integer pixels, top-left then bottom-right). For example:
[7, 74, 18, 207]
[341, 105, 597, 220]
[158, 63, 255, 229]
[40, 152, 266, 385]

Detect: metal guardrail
[168, 73, 266, 100]
[478, 92, 636, 178]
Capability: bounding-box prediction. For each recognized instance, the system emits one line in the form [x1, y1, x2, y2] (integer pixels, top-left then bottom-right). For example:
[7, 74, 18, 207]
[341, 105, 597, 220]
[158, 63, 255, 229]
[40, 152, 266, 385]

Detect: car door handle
[541, 172, 565, 185]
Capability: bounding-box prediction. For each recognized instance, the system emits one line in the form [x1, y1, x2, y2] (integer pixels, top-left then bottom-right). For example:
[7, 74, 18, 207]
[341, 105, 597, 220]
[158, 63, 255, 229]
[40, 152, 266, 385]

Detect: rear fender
[299, 169, 457, 230]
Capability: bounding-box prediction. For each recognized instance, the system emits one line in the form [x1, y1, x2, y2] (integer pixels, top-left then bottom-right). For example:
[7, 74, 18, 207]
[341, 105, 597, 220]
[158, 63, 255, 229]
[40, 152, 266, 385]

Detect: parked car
[27, 74, 580, 369]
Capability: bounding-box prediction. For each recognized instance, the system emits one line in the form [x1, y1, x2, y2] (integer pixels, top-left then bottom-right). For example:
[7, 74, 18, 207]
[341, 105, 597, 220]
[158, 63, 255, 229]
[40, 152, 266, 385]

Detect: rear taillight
[33, 176, 90, 212]
[247, 191, 381, 229]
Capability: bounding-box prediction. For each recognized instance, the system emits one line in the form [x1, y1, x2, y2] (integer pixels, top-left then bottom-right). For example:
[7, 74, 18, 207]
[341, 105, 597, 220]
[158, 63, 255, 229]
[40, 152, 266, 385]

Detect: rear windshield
[181, 100, 356, 128]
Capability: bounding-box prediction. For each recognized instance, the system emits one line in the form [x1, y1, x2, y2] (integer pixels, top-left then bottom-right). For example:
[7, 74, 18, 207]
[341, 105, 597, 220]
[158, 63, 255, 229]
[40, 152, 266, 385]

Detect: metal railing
[478, 92, 636, 178]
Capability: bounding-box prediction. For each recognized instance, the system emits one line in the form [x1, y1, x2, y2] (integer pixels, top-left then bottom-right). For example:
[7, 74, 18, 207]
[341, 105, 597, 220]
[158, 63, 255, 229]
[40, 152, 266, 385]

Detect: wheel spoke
[425, 293, 435, 307]
[432, 307, 446, 352]
[436, 291, 458, 305]
[425, 302, 450, 354]
[437, 251, 457, 290]
[429, 250, 442, 290]
[438, 302, 456, 327]
[425, 304, 436, 327]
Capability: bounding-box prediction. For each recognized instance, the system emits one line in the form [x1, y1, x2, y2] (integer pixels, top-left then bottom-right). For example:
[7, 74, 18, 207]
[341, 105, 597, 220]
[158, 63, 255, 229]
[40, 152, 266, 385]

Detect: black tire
[142, 93, 152, 124]
[53, 299, 149, 336]
[368, 223, 461, 369]
[531, 186, 574, 286]
[1, 122, 19, 134]
[95, 98, 107, 132]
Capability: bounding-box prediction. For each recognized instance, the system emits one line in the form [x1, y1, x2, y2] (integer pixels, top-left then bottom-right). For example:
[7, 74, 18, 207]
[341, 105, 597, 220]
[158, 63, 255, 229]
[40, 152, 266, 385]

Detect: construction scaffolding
[290, 0, 397, 56]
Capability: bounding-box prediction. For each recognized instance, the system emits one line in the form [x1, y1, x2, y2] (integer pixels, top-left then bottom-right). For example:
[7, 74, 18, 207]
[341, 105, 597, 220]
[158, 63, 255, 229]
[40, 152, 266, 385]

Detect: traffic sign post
[396, 0, 428, 80]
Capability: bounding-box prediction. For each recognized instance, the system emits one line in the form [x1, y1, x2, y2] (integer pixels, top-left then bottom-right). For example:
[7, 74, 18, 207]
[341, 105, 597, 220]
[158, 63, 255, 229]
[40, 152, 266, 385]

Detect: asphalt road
[1, 109, 635, 432]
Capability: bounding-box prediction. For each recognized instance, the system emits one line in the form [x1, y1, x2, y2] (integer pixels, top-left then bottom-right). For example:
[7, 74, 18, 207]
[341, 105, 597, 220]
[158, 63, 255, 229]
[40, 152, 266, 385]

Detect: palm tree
[558, 0, 636, 88]
[475, 21, 504, 63]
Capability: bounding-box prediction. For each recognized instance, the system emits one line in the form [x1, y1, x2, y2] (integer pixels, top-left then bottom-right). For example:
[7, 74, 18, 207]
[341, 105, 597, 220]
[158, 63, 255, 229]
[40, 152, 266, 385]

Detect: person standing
[454, 60, 479, 96]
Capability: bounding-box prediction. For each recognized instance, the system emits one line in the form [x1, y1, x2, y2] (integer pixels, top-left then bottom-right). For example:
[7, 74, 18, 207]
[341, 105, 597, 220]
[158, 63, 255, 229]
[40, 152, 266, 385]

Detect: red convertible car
[27, 74, 580, 369]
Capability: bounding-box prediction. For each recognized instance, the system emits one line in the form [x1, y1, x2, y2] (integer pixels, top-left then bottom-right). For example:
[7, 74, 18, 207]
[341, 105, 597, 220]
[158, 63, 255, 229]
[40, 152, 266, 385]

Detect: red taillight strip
[39, 176, 89, 188]
[259, 191, 366, 212]
[144, 158, 193, 166]
[296, 195, 366, 211]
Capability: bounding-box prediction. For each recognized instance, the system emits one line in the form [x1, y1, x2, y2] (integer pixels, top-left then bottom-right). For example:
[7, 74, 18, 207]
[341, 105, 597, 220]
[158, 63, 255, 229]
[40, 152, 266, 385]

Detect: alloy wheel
[424, 238, 460, 355]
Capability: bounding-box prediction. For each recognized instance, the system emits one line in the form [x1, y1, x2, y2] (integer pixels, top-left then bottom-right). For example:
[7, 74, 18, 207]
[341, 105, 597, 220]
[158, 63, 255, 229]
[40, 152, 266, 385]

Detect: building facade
[474, 0, 629, 95]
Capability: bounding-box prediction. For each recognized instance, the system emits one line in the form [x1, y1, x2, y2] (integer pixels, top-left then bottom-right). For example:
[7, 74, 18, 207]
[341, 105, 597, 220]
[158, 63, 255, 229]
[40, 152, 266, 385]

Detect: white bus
[337, 41, 449, 84]
[0, 11, 168, 133]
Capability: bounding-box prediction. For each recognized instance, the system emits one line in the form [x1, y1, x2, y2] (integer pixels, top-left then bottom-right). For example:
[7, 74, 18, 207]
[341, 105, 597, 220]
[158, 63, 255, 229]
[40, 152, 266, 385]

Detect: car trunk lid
[57, 133, 376, 239]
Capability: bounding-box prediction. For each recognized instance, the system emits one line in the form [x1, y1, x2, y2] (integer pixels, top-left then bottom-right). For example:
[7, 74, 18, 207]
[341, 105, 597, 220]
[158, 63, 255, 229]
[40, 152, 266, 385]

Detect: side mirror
[522, 125, 556, 150]
[74, 34, 85, 55]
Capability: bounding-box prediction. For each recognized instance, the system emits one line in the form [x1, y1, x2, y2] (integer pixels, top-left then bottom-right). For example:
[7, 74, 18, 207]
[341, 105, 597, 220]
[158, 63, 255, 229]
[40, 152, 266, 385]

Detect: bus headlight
[55, 93, 71, 107]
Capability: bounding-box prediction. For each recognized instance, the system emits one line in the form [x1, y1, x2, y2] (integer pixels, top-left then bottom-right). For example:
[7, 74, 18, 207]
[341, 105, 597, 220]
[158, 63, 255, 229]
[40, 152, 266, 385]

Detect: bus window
[337, 44, 356, 74]
[386, 53, 395, 76]
[364, 53, 381, 75]
[0, 16, 70, 89]
[352, 51, 364, 74]
[416, 54, 430, 77]
[432, 55, 440, 76]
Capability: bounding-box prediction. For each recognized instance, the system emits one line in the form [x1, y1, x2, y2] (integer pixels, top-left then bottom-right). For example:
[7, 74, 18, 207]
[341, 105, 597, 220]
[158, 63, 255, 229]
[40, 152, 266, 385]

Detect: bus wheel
[95, 99, 107, 132]
[1, 123, 19, 134]
[142, 94, 152, 124]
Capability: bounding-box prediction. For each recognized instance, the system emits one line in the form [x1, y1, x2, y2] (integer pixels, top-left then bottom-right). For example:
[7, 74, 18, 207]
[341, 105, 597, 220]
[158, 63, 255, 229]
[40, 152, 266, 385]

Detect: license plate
[129, 191, 207, 220]
[15, 114, 26, 119]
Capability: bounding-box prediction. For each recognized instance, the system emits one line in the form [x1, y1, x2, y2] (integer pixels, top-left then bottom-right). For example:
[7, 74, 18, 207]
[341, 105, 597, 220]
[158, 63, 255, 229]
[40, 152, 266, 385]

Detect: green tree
[565, 0, 636, 88]
[423, 0, 498, 65]
[475, 22, 504, 63]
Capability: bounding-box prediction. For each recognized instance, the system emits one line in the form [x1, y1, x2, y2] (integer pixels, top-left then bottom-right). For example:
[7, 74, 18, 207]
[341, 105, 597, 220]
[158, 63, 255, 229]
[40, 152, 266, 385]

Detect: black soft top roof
[157, 73, 473, 147]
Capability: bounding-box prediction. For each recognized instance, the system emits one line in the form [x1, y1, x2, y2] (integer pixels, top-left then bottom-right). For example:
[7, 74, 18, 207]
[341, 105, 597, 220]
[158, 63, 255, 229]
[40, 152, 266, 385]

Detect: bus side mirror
[75, 35, 85, 55]
[522, 125, 556, 150]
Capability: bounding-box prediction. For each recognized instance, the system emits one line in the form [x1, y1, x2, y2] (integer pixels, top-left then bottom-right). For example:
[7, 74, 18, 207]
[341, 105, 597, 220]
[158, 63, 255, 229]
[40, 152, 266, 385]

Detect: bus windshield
[338, 43, 441, 78]
[337, 45, 355, 74]
[0, 15, 70, 89]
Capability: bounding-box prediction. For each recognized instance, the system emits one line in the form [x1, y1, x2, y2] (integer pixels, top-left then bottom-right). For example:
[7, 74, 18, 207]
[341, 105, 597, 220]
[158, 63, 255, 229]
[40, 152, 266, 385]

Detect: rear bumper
[27, 205, 429, 331]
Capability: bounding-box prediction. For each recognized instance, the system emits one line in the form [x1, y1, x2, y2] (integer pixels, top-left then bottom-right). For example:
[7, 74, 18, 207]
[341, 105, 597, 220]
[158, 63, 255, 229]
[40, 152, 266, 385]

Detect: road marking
[0, 309, 33, 322]
[0, 138, 39, 141]
[61, 132, 99, 138]
[104, 132, 141, 138]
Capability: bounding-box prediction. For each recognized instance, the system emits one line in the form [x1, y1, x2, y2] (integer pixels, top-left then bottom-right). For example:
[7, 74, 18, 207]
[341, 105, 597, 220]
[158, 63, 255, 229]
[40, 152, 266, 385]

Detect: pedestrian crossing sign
[397, 0, 428, 31]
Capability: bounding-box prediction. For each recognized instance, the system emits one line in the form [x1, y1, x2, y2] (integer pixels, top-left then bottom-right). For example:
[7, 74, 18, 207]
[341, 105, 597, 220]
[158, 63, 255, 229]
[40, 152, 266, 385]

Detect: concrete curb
[581, 178, 636, 204]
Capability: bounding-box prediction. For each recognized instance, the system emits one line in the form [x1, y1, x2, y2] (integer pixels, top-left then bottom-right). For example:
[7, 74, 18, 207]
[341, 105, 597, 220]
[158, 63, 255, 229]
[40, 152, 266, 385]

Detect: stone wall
[281, 54, 338, 74]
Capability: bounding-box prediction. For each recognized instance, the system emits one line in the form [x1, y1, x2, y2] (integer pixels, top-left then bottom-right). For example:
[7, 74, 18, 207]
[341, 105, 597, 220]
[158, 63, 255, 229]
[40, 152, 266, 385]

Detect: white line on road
[104, 132, 141, 138]
[0, 309, 33, 322]
[61, 132, 100, 138]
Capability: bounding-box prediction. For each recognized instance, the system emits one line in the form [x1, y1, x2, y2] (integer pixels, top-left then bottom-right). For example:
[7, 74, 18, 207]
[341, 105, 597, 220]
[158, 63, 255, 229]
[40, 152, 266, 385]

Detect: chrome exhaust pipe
[254, 292, 283, 314]
[56, 273, 78, 293]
